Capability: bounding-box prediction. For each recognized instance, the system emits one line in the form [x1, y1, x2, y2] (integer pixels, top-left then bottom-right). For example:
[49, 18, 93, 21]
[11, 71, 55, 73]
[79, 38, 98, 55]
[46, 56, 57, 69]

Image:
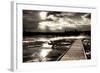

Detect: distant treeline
[23, 31, 91, 37]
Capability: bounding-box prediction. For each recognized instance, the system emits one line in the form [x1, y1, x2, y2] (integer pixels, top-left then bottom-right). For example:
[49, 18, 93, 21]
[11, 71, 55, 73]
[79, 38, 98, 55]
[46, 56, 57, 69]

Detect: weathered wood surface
[61, 39, 86, 60]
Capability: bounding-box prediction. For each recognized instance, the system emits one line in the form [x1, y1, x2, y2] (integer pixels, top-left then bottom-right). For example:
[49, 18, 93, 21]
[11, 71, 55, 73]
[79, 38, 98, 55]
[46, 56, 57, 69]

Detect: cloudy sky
[23, 10, 91, 32]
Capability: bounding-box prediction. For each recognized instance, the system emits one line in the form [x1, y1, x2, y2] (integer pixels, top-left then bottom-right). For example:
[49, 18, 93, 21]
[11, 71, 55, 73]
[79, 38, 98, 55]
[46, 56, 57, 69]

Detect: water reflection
[23, 35, 90, 62]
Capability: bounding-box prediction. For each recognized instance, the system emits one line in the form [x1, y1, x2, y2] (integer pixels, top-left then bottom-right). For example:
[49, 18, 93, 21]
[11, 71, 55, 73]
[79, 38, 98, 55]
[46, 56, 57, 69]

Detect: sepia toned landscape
[23, 10, 91, 62]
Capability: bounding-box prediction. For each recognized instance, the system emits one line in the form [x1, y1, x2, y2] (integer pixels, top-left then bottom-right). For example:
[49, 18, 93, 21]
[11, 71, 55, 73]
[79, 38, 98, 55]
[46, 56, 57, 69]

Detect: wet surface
[23, 36, 91, 62]
[23, 37, 74, 62]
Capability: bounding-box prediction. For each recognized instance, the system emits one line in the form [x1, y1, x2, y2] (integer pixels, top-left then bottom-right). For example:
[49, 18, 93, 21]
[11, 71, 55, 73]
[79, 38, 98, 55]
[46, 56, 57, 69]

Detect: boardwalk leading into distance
[61, 39, 86, 60]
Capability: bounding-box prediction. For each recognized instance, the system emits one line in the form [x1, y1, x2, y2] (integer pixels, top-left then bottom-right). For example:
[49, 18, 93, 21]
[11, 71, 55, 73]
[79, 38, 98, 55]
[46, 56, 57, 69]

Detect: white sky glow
[39, 12, 48, 20]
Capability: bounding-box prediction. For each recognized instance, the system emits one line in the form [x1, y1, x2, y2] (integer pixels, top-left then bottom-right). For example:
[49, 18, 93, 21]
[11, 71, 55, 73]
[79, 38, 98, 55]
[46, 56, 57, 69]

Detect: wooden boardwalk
[61, 39, 86, 61]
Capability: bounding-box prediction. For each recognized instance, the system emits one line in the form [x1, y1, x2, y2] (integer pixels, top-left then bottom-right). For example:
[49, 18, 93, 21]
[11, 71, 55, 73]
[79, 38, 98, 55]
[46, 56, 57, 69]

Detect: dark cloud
[23, 10, 91, 32]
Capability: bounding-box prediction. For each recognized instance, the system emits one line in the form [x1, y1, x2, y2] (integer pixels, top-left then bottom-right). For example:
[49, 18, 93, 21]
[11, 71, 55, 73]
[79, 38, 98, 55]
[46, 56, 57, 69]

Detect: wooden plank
[61, 39, 86, 60]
